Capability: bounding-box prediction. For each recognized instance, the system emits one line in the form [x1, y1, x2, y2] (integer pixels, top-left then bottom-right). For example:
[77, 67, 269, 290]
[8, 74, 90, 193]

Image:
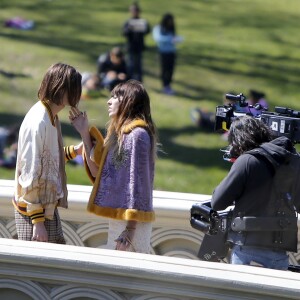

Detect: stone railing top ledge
[0, 178, 211, 200]
[0, 238, 299, 300]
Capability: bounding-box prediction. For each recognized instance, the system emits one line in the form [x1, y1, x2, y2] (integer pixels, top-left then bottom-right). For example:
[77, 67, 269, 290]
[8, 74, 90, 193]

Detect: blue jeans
[231, 245, 289, 270]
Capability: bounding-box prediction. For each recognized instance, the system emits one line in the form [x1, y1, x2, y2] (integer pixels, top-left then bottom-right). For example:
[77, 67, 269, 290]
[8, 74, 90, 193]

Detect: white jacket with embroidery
[13, 101, 71, 223]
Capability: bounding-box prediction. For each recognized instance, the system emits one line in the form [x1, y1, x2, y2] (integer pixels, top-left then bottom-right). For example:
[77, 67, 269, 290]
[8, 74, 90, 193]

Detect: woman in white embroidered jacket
[13, 63, 83, 243]
[70, 79, 158, 253]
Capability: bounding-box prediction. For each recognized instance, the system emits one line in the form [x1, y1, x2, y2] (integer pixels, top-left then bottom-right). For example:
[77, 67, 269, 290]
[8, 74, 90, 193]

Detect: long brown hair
[38, 63, 82, 107]
[105, 80, 158, 157]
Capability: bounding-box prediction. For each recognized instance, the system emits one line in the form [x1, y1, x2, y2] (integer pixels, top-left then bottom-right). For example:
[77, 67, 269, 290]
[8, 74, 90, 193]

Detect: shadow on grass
[144, 58, 222, 102]
[149, 85, 224, 104]
[1, 112, 227, 170]
[158, 125, 229, 170]
[0, 31, 112, 62]
[179, 45, 300, 87]
[146, 42, 300, 100]
[0, 69, 31, 79]
[0, 0, 128, 61]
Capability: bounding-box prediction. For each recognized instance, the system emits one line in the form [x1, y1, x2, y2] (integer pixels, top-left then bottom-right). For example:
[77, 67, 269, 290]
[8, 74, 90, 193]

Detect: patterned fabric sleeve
[126, 128, 154, 212]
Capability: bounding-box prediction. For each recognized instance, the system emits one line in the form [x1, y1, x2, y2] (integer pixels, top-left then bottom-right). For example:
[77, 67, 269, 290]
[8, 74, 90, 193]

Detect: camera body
[215, 93, 300, 144]
[190, 202, 300, 271]
[190, 202, 232, 262]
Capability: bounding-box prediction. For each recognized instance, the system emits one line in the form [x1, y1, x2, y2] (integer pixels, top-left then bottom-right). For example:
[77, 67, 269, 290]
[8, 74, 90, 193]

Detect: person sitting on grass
[97, 47, 128, 91]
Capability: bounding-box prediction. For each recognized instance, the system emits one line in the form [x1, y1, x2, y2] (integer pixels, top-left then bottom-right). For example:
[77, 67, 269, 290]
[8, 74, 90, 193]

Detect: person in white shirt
[13, 63, 83, 243]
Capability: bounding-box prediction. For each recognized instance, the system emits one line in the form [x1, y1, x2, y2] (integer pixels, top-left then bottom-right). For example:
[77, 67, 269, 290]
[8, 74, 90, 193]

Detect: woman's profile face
[107, 95, 121, 118]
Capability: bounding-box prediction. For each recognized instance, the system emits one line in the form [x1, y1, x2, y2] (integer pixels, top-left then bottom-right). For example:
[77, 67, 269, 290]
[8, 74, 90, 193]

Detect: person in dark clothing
[122, 2, 150, 82]
[97, 47, 128, 91]
[211, 115, 299, 270]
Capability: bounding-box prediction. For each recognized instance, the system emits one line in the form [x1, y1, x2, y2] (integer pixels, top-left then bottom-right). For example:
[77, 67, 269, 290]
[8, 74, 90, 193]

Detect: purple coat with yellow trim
[86, 120, 155, 222]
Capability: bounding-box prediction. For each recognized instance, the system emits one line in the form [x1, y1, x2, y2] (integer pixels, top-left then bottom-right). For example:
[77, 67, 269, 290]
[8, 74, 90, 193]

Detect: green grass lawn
[1, 0, 300, 194]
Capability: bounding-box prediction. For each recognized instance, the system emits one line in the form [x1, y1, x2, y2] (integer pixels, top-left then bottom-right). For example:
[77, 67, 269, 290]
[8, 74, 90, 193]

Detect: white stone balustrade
[0, 179, 212, 259]
[0, 238, 300, 300]
[1, 179, 300, 299]
[1, 179, 300, 263]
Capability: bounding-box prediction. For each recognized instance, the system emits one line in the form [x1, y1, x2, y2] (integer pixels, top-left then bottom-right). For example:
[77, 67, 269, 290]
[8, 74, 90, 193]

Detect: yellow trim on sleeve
[31, 216, 46, 224]
[28, 208, 46, 223]
[68, 145, 77, 159]
[27, 208, 44, 217]
[83, 126, 105, 183]
[89, 126, 104, 166]
[12, 200, 46, 223]
[64, 145, 77, 162]
[12, 199, 29, 216]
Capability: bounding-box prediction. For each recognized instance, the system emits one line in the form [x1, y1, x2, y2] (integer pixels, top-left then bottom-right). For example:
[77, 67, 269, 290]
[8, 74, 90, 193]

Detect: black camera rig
[190, 201, 231, 262]
[215, 93, 300, 144]
[190, 202, 300, 272]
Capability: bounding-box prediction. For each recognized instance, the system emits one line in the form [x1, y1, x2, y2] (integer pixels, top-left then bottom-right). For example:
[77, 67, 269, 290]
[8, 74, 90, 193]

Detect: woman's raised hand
[69, 107, 89, 136]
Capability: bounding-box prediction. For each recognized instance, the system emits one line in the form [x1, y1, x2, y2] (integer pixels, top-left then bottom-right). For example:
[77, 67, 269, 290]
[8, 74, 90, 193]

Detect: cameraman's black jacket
[211, 136, 299, 252]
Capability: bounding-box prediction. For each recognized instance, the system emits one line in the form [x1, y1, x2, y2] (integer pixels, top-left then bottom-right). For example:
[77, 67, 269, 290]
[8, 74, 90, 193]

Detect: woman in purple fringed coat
[70, 79, 158, 253]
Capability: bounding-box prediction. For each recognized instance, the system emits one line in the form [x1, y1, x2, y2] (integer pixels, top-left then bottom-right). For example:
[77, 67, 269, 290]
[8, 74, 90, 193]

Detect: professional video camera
[215, 93, 300, 144]
[190, 202, 231, 262]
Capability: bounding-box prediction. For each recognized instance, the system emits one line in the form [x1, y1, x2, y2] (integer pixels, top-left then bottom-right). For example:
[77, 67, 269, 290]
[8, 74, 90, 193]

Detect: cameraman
[211, 115, 298, 270]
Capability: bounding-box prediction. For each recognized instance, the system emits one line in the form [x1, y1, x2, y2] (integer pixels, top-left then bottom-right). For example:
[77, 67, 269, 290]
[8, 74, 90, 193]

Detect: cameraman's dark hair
[228, 115, 272, 157]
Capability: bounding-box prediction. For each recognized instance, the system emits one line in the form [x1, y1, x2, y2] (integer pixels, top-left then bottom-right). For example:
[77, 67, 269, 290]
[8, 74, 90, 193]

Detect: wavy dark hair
[160, 13, 175, 35]
[38, 63, 82, 107]
[228, 115, 272, 157]
[105, 79, 158, 158]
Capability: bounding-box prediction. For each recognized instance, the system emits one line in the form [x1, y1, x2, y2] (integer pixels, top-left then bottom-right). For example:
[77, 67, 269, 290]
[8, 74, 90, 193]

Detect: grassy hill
[1, 0, 300, 194]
